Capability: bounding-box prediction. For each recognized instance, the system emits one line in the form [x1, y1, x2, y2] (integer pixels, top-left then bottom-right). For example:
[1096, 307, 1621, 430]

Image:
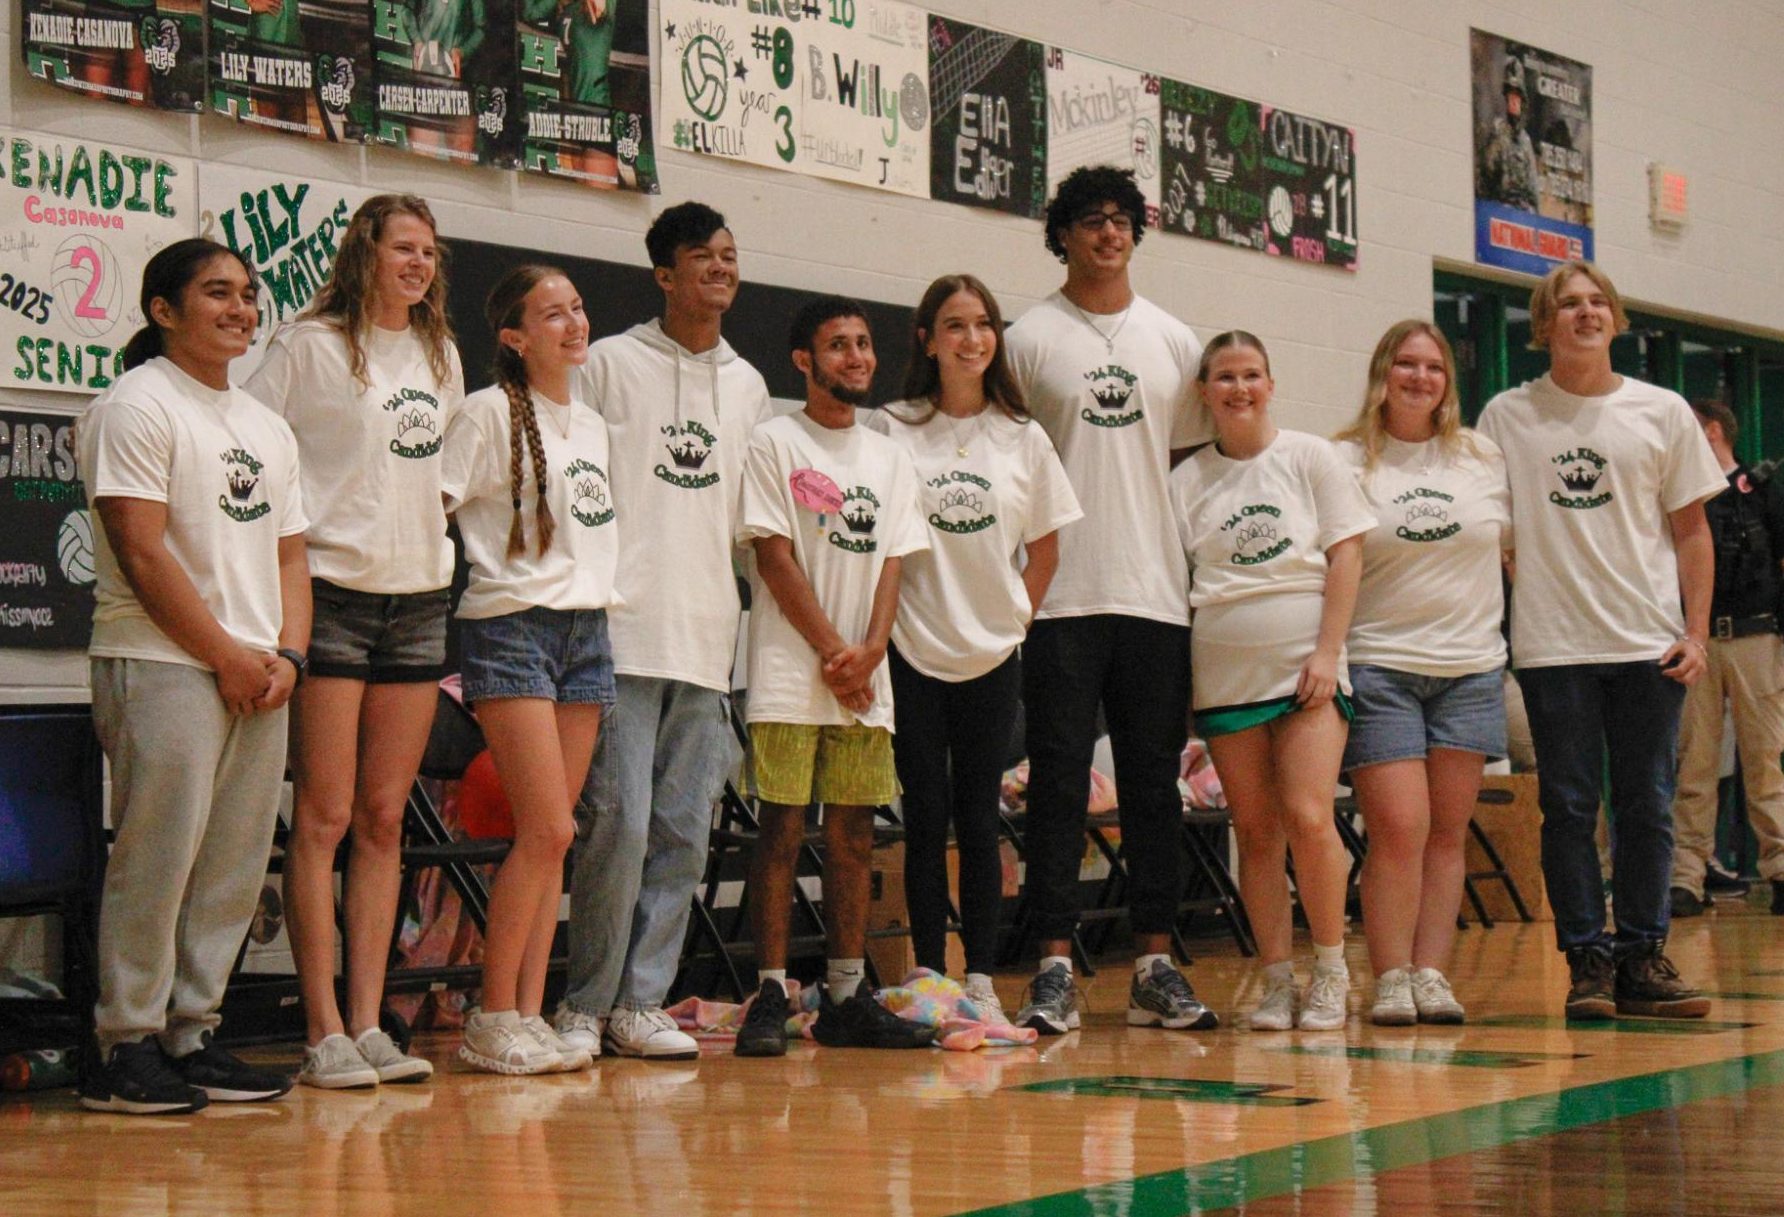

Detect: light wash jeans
[562, 675, 740, 1015]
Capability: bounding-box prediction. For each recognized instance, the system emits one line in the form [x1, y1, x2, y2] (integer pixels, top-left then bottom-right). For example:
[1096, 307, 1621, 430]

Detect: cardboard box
[866, 841, 967, 983]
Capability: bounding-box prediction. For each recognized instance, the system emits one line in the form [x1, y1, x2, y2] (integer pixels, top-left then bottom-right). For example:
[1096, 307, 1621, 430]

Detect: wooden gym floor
[6, 901, 1783, 1217]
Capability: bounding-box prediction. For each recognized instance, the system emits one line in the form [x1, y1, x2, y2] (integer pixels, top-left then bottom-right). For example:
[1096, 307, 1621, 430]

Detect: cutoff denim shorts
[459, 605, 618, 707]
[1343, 664, 1507, 771]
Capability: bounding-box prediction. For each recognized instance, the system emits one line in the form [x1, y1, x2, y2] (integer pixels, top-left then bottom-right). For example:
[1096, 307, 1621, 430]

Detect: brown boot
[1564, 946, 1616, 1020]
[1614, 941, 1710, 1018]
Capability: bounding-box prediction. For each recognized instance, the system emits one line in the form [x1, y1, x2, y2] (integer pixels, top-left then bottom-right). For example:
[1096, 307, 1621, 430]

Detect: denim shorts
[309, 579, 449, 683]
[459, 605, 617, 707]
[1343, 664, 1507, 771]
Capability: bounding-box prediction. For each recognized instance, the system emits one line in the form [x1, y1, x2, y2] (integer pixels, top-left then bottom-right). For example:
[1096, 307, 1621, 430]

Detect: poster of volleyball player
[518, 0, 658, 192]
[373, 0, 520, 167]
[208, 0, 373, 142]
[22, 0, 205, 111]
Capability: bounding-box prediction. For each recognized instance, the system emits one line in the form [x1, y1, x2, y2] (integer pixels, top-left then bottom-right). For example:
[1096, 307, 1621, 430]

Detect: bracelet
[1678, 636, 1707, 654]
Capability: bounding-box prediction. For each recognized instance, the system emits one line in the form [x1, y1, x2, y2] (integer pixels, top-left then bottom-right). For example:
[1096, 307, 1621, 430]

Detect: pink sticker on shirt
[790, 468, 844, 513]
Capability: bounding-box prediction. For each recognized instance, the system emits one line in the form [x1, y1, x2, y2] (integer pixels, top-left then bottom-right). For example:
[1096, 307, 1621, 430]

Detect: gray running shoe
[1127, 960, 1219, 1030]
[1016, 963, 1081, 1035]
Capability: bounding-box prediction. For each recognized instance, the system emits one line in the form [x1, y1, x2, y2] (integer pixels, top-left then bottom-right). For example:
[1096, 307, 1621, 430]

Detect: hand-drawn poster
[926, 16, 1045, 219]
[0, 408, 94, 650]
[373, 0, 521, 168]
[208, 0, 375, 143]
[519, 0, 659, 192]
[1471, 29, 1592, 274]
[659, 0, 931, 198]
[0, 129, 197, 396]
[1258, 105, 1358, 269]
[1043, 47, 1161, 225]
[22, 0, 206, 112]
[199, 165, 373, 378]
[1158, 80, 1265, 252]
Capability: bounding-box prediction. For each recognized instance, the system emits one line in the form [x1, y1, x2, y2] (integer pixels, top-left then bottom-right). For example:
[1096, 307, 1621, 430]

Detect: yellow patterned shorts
[749, 721, 899, 807]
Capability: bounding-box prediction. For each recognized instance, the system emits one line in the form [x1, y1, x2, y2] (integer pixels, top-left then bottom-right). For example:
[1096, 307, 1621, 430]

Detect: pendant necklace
[942, 408, 985, 458]
[1068, 299, 1133, 355]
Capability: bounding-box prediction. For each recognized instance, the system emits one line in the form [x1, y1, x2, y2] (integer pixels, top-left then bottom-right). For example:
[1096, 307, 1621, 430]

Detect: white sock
[1263, 960, 1295, 985]
[1312, 941, 1348, 971]
[1040, 954, 1074, 976]
[826, 958, 866, 1000]
[757, 968, 788, 996]
[1134, 952, 1172, 977]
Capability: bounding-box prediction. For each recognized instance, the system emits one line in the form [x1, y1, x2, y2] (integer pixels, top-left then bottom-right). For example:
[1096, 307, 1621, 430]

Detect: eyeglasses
[1073, 211, 1135, 233]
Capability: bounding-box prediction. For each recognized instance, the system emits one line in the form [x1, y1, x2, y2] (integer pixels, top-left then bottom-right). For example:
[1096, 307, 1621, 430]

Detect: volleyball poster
[0, 406, 95, 650]
[1043, 47, 1161, 225]
[0, 128, 197, 396]
[518, 0, 659, 193]
[927, 16, 1046, 219]
[207, 0, 375, 143]
[21, 0, 206, 111]
[372, 0, 521, 168]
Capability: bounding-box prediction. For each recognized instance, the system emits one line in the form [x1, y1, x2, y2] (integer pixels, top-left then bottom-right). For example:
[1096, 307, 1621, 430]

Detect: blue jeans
[562, 676, 741, 1015]
[1515, 662, 1687, 954]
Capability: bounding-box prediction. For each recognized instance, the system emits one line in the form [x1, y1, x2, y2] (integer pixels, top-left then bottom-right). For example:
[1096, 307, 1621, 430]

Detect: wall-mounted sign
[22, 0, 205, 112]
[207, 0, 375, 143]
[1649, 163, 1688, 231]
[0, 407, 94, 650]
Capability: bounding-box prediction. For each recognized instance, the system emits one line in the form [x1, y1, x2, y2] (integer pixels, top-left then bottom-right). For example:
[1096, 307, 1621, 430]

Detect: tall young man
[1003, 165, 1217, 1034]
[731, 298, 934, 1057]
[1670, 399, 1784, 917]
[555, 203, 771, 1059]
[1479, 260, 1724, 1020]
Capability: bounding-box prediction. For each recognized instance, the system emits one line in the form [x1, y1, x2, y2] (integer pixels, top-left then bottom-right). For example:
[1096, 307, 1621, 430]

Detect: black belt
[1712, 613, 1779, 640]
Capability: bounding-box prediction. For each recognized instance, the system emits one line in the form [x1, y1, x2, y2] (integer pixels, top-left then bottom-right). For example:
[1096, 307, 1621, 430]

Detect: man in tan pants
[1671, 399, 1784, 916]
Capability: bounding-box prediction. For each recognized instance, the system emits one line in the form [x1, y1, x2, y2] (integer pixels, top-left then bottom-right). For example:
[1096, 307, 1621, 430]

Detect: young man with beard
[554, 203, 771, 1060]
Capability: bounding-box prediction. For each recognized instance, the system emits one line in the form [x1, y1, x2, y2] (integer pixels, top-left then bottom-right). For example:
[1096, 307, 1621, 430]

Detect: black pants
[888, 645, 1021, 976]
[1021, 614, 1191, 944]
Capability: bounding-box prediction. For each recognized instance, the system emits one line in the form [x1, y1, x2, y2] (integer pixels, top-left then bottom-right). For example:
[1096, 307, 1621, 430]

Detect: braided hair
[485, 266, 566, 557]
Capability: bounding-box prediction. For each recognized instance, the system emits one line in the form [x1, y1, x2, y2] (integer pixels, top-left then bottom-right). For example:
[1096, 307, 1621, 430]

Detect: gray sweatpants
[90, 658, 288, 1055]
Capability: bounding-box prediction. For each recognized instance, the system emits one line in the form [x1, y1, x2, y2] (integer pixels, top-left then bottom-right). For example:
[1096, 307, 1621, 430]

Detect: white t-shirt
[580, 321, 773, 691]
[1339, 433, 1511, 677]
[441, 385, 619, 620]
[80, 357, 308, 668]
[1478, 374, 1726, 668]
[738, 412, 928, 729]
[1004, 292, 1209, 625]
[245, 319, 464, 594]
[866, 403, 1083, 681]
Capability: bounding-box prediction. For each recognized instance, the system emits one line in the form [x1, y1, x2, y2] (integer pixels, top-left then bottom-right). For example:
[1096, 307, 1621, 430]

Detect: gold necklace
[940, 408, 985, 458]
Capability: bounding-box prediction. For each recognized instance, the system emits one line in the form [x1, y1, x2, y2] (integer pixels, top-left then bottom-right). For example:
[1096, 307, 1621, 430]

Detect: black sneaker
[1704, 861, 1750, 897]
[80, 1039, 208, 1115]
[1128, 959, 1219, 1030]
[1669, 886, 1708, 918]
[734, 980, 791, 1058]
[1564, 945, 1616, 1021]
[170, 1033, 292, 1102]
[812, 986, 936, 1049]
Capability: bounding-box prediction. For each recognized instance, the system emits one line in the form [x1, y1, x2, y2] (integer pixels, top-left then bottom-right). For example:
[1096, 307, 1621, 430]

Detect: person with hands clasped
[443, 266, 619, 1074]
[1478, 260, 1724, 1020]
[866, 275, 1082, 1025]
[732, 298, 935, 1057]
[1168, 331, 1375, 1033]
[78, 239, 310, 1115]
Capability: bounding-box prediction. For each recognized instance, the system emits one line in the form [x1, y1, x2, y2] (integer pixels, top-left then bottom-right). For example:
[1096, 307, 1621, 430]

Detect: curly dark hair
[645, 201, 729, 270]
[1043, 165, 1147, 263]
[788, 295, 870, 355]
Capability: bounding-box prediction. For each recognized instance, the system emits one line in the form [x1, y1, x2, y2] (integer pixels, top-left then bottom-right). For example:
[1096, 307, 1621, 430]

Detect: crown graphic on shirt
[1404, 502, 1449, 525]
[938, 487, 983, 515]
[1558, 464, 1601, 493]
[1090, 384, 1133, 411]
[575, 477, 606, 506]
[398, 408, 437, 437]
[667, 436, 711, 470]
[226, 468, 259, 501]
[1236, 520, 1277, 550]
[841, 502, 877, 534]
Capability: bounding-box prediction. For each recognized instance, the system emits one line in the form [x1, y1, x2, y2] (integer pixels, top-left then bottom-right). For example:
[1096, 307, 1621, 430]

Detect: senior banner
[21, 0, 205, 111]
[0, 406, 94, 650]
[1043, 47, 1161, 225]
[0, 129, 197, 396]
[659, 0, 932, 197]
[372, 0, 521, 167]
[926, 16, 1046, 219]
[207, 0, 376, 143]
[519, 0, 660, 192]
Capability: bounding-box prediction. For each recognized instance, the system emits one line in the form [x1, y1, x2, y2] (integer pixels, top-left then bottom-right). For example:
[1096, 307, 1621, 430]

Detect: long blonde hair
[302, 194, 456, 389]
[1335, 320, 1478, 471]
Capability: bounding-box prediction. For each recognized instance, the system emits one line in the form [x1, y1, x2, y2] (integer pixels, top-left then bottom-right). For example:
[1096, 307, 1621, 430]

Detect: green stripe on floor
[1268, 1045, 1587, 1069]
[1013, 1077, 1316, 1106]
[1475, 1015, 1757, 1035]
[955, 1050, 1784, 1217]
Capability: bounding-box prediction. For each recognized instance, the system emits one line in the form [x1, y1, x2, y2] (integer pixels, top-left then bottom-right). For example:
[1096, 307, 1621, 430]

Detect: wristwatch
[276, 648, 309, 685]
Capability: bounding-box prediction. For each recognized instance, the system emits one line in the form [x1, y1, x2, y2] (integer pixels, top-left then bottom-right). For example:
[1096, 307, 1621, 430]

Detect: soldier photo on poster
[22, 0, 205, 112]
[1471, 30, 1593, 274]
[520, 0, 659, 192]
[927, 16, 1045, 219]
[0, 408, 96, 650]
[373, 0, 520, 167]
[209, 0, 374, 142]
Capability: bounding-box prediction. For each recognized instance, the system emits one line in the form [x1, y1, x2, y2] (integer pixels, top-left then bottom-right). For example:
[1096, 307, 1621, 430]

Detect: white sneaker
[1248, 972, 1297, 1031]
[1410, 967, 1466, 1024]
[1299, 964, 1351, 1031]
[552, 1007, 604, 1059]
[299, 1033, 379, 1090]
[604, 1007, 699, 1061]
[961, 975, 1008, 1028]
[459, 1009, 560, 1076]
[354, 1028, 433, 1083]
[523, 1015, 594, 1072]
[1370, 968, 1416, 1027]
